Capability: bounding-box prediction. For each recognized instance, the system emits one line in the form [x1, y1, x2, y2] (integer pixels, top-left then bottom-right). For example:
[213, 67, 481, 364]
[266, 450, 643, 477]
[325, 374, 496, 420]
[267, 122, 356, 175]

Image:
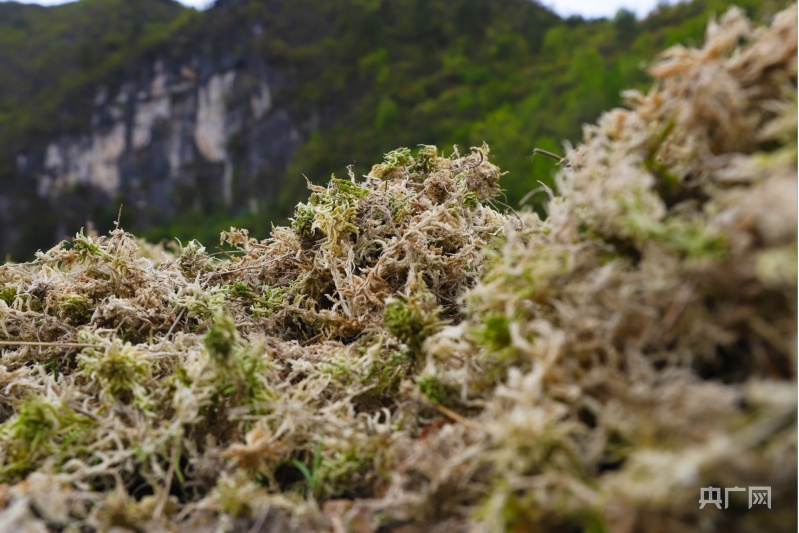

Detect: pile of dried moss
[0, 5, 796, 532]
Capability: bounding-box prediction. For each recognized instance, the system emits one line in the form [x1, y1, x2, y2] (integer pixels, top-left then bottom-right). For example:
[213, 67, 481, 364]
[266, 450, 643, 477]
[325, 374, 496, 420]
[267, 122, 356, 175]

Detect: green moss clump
[417, 373, 459, 407]
[370, 147, 413, 180]
[291, 203, 317, 240]
[296, 175, 371, 251]
[0, 397, 94, 482]
[384, 294, 440, 363]
[251, 284, 292, 318]
[474, 313, 511, 351]
[57, 293, 93, 322]
[177, 239, 213, 277]
[77, 343, 151, 404]
[353, 351, 408, 408]
[330, 178, 369, 198]
[461, 191, 479, 208]
[72, 229, 110, 261]
[204, 310, 238, 363]
[413, 144, 439, 175]
[0, 285, 17, 306]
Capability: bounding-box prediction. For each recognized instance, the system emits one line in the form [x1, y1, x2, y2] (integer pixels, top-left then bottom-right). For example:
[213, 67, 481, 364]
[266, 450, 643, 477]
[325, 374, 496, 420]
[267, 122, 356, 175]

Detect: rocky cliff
[20, 56, 304, 231]
[2, 0, 321, 259]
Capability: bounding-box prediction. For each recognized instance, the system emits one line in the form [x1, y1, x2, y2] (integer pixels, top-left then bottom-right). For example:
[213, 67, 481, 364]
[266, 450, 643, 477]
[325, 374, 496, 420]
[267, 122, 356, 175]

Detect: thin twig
[433, 404, 480, 430]
[533, 147, 566, 164]
[0, 340, 94, 348]
[662, 281, 696, 332]
[519, 185, 549, 205]
[202, 264, 261, 284]
[299, 333, 323, 347]
[157, 308, 186, 350]
[70, 404, 101, 423]
[115, 204, 124, 229]
[211, 247, 237, 258]
[154, 444, 178, 519]
[201, 253, 292, 286]
[248, 504, 272, 533]
[462, 149, 484, 171]
[488, 198, 524, 227]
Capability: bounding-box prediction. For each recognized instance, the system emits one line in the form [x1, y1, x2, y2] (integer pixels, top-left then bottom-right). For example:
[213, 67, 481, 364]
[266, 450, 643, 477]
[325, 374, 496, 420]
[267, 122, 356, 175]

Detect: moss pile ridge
[428, 5, 796, 531]
[0, 5, 796, 532]
[0, 145, 510, 531]
[213, 143, 507, 342]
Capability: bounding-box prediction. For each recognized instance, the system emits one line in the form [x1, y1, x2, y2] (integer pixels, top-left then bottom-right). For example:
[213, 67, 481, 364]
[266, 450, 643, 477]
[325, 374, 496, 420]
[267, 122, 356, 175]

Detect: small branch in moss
[0, 340, 95, 348]
[154, 444, 179, 519]
[202, 253, 292, 285]
[69, 404, 101, 423]
[433, 404, 480, 430]
[299, 333, 324, 347]
[532, 147, 567, 164]
[487, 198, 524, 227]
[114, 203, 124, 229]
[156, 308, 186, 350]
[463, 149, 484, 171]
[212, 247, 236, 259]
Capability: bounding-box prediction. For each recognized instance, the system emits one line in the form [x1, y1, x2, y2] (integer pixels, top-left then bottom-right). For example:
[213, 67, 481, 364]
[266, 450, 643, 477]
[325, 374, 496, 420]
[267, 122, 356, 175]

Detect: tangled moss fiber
[0, 6, 797, 532]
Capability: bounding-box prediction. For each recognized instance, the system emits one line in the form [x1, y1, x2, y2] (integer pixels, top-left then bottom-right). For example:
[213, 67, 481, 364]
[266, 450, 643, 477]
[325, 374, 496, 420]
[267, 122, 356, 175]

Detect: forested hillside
[0, 0, 791, 257]
[0, 0, 187, 152]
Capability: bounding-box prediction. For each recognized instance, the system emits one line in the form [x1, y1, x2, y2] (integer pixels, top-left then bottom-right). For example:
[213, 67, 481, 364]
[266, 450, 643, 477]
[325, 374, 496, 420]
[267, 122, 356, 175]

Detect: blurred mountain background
[0, 0, 789, 260]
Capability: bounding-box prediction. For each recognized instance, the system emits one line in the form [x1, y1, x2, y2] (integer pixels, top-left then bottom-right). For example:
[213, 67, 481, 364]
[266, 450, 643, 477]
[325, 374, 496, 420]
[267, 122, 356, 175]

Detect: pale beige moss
[427, 5, 797, 531]
[0, 5, 796, 533]
[0, 144, 510, 532]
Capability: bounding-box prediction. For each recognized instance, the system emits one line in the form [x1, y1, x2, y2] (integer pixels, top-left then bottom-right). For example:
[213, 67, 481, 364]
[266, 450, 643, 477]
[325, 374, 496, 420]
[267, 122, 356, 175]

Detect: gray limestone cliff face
[6, 50, 311, 256]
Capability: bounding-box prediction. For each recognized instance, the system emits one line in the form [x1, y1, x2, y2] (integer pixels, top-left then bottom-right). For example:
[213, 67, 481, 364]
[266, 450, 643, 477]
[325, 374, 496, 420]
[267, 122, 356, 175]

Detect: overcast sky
[21, 0, 669, 20]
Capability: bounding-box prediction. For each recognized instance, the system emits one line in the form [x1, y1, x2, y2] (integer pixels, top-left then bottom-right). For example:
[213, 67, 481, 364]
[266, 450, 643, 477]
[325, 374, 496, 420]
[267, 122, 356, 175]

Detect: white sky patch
[543, 0, 670, 19]
[23, 0, 670, 19]
[20, 0, 213, 8]
[172, 0, 213, 8]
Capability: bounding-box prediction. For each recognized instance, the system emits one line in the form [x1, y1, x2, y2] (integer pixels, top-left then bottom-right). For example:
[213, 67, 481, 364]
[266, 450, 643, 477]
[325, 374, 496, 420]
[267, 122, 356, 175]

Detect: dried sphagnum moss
[0, 143, 509, 531]
[0, 6, 797, 532]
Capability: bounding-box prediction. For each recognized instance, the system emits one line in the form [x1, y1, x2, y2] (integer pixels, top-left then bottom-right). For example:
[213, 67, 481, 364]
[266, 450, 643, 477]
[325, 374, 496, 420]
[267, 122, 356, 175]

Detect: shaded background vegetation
[0, 0, 790, 256]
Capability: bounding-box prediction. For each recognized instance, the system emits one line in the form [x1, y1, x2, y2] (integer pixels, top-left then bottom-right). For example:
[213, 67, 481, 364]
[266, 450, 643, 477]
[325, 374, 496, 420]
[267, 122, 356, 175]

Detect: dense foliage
[239, 0, 793, 234]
